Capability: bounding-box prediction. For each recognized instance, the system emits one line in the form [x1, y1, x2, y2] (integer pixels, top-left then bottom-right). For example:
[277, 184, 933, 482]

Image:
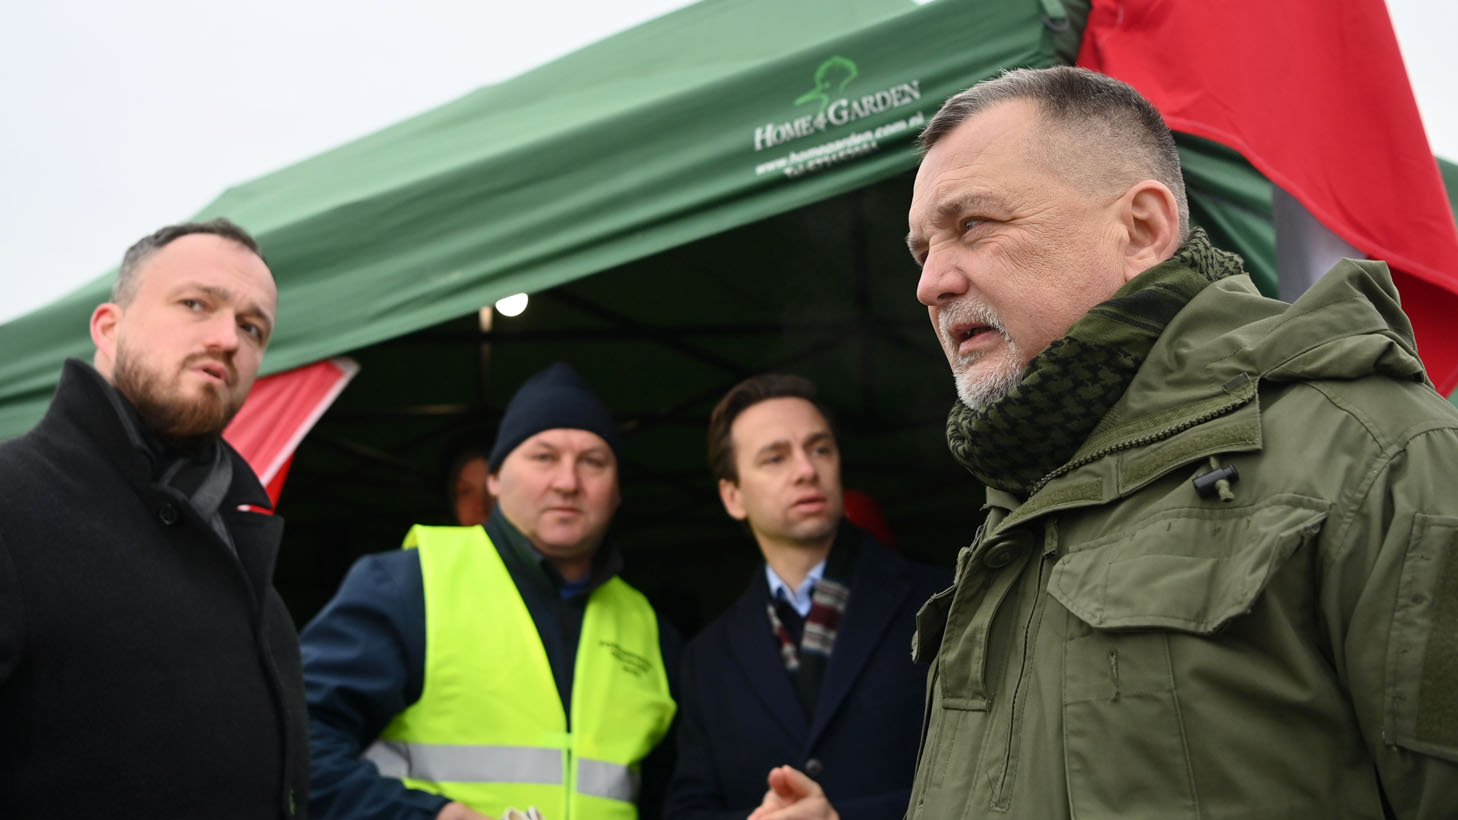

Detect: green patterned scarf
[946, 228, 1246, 495]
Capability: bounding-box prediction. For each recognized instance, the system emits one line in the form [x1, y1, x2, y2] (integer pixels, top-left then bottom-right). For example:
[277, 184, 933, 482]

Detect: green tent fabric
[0, 0, 1076, 438]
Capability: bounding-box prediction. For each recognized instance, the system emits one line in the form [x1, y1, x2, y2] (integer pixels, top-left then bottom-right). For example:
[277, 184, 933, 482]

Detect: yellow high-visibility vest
[362, 525, 676, 819]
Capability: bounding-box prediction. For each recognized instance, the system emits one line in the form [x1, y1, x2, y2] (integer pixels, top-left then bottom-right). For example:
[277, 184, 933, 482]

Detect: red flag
[223, 357, 359, 507]
[1077, 0, 1458, 394]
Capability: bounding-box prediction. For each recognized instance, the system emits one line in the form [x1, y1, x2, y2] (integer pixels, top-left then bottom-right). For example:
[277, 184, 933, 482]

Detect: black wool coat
[666, 526, 951, 820]
[0, 360, 309, 819]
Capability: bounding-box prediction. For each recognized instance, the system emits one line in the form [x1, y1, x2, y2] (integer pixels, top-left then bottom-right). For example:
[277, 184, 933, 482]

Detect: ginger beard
[112, 335, 244, 447]
[937, 297, 1026, 411]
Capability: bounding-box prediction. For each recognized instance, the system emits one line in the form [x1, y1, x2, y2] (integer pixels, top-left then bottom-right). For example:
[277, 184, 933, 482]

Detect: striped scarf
[766, 575, 850, 672]
[764, 524, 859, 714]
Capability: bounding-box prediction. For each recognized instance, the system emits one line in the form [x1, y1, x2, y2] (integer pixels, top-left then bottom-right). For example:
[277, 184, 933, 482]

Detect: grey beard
[938, 300, 1025, 411]
[954, 358, 1026, 411]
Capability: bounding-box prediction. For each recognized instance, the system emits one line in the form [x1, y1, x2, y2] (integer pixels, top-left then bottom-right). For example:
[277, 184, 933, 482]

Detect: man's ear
[1119, 180, 1181, 282]
[90, 302, 121, 378]
[718, 478, 748, 521]
[486, 471, 501, 499]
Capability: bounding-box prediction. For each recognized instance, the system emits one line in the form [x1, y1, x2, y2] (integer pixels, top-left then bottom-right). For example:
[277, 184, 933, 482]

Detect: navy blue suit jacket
[666, 526, 950, 819]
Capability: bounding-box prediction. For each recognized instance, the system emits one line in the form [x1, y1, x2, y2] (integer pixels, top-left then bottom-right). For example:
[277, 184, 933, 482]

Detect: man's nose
[790, 449, 820, 483]
[203, 312, 241, 352]
[549, 461, 582, 493]
[916, 250, 968, 307]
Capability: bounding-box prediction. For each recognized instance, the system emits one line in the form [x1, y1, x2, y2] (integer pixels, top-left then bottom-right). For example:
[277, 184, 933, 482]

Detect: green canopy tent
[0, 0, 1084, 622]
[0, 0, 1084, 428]
[2, 0, 1454, 624]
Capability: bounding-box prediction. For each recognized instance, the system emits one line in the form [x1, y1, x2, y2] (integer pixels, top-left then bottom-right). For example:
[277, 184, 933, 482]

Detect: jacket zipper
[1027, 395, 1253, 497]
[993, 545, 1051, 808]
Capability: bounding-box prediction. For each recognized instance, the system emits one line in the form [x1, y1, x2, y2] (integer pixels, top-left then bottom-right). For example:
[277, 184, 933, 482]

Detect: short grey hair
[919, 66, 1189, 238]
[114, 218, 266, 305]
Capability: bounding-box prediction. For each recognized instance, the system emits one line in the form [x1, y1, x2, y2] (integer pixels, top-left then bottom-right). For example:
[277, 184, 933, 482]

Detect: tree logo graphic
[794, 56, 860, 115]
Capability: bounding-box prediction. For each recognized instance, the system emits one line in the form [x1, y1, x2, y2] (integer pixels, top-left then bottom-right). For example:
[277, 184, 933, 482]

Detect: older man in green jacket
[750, 67, 1458, 820]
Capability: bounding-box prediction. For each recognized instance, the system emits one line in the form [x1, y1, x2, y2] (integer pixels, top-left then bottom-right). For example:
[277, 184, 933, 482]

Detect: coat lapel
[225, 508, 285, 608]
[218, 446, 283, 610]
[726, 572, 811, 742]
[806, 536, 908, 746]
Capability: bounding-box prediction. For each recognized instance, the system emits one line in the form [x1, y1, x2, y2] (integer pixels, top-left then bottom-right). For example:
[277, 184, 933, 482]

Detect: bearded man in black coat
[0, 219, 309, 819]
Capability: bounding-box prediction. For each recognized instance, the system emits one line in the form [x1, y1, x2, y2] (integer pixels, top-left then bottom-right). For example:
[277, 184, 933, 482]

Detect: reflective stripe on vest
[363, 740, 638, 801]
[370, 525, 676, 819]
[362, 741, 562, 785]
[576, 757, 639, 802]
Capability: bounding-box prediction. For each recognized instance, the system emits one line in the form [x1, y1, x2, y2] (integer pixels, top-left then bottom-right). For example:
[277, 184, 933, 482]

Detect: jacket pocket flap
[1048, 495, 1328, 634]
[1385, 513, 1458, 763]
[912, 584, 956, 664]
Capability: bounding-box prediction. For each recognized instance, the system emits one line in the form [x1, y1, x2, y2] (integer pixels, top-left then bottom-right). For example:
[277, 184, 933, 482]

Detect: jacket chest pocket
[1047, 495, 1328, 820]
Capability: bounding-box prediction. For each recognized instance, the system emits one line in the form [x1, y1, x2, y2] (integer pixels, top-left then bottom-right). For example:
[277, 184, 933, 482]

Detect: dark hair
[114, 218, 266, 305]
[707, 373, 837, 482]
[919, 66, 1189, 238]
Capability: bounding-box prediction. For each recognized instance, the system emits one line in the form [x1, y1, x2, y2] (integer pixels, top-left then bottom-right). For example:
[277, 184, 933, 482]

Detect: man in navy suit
[665, 374, 950, 820]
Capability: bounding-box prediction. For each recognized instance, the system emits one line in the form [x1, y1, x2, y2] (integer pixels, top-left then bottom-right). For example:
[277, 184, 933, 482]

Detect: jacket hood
[1106, 258, 1428, 430]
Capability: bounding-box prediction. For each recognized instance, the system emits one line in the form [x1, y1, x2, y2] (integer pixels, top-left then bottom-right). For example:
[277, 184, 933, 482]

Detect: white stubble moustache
[938, 300, 1025, 411]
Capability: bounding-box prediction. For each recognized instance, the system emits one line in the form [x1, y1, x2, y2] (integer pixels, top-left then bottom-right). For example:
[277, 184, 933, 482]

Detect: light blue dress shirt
[764, 559, 826, 618]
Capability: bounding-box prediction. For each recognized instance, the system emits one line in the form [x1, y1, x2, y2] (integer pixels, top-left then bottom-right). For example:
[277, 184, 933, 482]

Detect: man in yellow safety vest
[302, 362, 678, 820]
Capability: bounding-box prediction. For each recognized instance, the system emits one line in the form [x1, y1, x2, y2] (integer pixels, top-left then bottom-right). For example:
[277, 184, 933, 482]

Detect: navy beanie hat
[488, 362, 621, 471]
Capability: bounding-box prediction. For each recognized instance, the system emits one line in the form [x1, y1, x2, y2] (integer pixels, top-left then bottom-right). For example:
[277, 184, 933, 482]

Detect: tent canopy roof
[0, 0, 1076, 438]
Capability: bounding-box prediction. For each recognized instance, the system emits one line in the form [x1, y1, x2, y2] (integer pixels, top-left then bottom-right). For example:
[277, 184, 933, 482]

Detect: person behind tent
[302, 362, 679, 820]
[444, 446, 494, 527]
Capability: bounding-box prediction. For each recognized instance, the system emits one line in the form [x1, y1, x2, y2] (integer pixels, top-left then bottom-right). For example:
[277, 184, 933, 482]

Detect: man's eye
[181, 298, 204, 310]
[960, 218, 983, 233]
[241, 322, 264, 340]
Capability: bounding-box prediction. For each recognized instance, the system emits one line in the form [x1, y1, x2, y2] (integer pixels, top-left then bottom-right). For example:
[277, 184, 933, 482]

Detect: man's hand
[436, 802, 493, 820]
[746, 765, 840, 820]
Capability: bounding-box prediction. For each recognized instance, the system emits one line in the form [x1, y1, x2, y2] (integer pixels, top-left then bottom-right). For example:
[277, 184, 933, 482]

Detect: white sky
[1, 0, 1453, 326]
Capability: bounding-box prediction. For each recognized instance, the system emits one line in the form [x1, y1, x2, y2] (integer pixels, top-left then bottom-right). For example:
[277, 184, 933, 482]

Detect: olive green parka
[907, 260, 1458, 819]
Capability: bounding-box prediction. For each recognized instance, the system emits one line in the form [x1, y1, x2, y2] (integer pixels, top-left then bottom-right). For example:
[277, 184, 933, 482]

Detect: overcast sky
[1, 0, 1453, 326]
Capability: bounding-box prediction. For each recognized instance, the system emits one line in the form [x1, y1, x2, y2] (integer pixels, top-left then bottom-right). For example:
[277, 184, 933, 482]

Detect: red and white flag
[223, 357, 359, 507]
[1078, 0, 1458, 394]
